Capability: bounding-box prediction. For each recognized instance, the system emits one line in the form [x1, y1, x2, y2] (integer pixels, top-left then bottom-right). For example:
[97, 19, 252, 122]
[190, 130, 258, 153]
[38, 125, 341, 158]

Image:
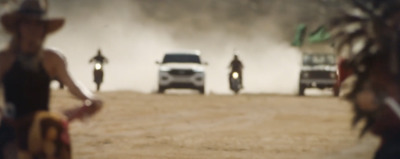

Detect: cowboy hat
[1, 0, 64, 34]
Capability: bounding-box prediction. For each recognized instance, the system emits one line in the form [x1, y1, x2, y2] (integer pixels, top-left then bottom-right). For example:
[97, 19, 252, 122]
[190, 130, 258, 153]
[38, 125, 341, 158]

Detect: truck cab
[299, 53, 338, 96]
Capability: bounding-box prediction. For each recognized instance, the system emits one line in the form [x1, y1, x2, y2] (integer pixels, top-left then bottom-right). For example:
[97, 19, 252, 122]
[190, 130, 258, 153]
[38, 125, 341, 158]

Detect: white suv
[157, 51, 206, 94]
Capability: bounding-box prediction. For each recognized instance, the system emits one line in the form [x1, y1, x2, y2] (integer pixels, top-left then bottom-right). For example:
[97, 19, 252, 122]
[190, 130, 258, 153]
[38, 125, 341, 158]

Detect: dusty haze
[0, 0, 345, 94]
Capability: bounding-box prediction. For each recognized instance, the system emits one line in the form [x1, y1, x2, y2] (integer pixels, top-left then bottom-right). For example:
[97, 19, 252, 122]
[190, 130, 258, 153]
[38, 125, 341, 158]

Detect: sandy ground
[50, 90, 379, 159]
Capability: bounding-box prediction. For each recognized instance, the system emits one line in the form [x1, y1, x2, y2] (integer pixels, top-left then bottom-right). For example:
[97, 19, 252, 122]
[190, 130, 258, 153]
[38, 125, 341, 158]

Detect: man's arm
[49, 51, 102, 120]
[54, 55, 93, 100]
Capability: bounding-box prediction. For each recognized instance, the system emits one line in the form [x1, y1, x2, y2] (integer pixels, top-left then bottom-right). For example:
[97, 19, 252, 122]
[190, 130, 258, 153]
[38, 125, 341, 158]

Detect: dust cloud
[1, 0, 345, 94]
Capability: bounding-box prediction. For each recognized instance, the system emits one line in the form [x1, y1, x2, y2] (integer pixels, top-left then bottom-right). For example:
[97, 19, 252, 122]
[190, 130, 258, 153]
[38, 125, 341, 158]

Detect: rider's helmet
[97, 49, 102, 55]
[233, 48, 240, 58]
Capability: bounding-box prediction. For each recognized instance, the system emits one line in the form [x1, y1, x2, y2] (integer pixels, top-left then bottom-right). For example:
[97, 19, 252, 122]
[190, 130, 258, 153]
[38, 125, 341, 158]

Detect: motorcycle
[93, 62, 104, 91]
[229, 71, 242, 94]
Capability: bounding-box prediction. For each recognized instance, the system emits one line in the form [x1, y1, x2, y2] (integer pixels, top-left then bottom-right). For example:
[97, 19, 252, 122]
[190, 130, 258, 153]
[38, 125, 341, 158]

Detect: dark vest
[3, 60, 51, 118]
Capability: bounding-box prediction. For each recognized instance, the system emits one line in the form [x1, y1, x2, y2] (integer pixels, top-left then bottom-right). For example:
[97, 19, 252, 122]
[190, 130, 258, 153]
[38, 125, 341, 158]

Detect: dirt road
[50, 90, 379, 159]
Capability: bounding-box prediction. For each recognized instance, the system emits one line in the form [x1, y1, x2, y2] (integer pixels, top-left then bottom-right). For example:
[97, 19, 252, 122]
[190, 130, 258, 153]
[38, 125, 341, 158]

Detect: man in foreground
[0, 0, 102, 158]
[331, 0, 400, 158]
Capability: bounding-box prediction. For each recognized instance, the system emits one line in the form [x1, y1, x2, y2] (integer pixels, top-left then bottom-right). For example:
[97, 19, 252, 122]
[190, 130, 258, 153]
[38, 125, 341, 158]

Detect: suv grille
[169, 69, 195, 76]
[308, 71, 335, 79]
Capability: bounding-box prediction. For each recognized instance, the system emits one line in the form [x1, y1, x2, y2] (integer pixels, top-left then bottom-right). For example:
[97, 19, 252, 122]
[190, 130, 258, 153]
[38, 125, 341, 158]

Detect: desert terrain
[50, 90, 379, 159]
[0, 1, 381, 158]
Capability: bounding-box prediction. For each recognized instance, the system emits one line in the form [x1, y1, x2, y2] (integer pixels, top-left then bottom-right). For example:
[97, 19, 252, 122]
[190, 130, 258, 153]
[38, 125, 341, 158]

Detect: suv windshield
[163, 54, 201, 64]
[303, 54, 336, 66]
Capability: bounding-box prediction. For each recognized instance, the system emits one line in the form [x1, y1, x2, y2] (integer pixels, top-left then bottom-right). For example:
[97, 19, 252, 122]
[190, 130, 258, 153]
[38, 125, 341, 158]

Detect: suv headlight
[193, 67, 204, 73]
[160, 66, 171, 72]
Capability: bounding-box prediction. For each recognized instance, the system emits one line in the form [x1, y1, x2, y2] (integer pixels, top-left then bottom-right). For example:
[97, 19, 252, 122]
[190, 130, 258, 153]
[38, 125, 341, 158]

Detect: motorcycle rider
[89, 49, 108, 91]
[0, 0, 102, 158]
[229, 54, 244, 87]
[89, 49, 108, 65]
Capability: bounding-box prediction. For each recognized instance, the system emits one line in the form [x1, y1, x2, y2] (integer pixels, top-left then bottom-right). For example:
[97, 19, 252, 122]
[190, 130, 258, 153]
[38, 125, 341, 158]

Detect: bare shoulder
[43, 48, 67, 64]
[42, 48, 69, 78]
